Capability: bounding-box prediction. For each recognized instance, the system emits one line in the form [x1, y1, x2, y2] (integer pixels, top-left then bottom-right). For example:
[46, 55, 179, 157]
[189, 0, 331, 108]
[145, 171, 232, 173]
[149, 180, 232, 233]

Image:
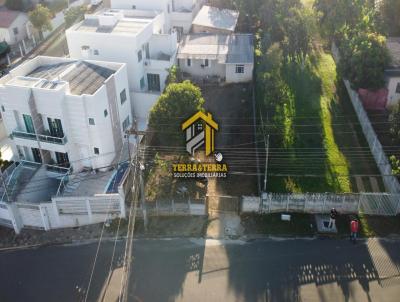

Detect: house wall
[225, 63, 253, 83]
[192, 24, 233, 35]
[0, 58, 132, 172]
[0, 14, 29, 45]
[386, 77, 400, 108]
[178, 58, 226, 78]
[131, 91, 159, 124]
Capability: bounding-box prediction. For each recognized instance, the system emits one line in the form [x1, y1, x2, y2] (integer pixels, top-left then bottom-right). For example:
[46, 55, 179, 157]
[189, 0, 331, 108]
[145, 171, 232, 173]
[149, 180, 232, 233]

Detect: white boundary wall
[242, 193, 400, 216]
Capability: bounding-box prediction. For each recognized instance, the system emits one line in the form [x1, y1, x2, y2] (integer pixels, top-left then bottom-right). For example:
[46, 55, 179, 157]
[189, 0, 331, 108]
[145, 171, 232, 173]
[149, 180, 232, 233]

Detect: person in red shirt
[350, 218, 359, 243]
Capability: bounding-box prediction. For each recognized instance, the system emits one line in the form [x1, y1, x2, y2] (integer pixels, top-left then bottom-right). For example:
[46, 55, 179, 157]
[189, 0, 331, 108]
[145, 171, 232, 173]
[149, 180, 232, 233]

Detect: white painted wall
[0, 13, 29, 45]
[179, 58, 226, 78]
[225, 63, 253, 83]
[0, 57, 132, 172]
[387, 77, 400, 108]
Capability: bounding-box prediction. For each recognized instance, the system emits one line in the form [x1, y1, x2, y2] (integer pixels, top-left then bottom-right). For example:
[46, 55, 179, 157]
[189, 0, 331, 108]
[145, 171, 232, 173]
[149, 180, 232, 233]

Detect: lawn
[264, 51, 384, 193]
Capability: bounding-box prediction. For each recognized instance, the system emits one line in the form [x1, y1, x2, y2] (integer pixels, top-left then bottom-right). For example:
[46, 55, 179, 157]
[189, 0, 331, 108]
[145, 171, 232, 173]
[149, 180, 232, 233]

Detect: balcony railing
[12, 129, 68, 145]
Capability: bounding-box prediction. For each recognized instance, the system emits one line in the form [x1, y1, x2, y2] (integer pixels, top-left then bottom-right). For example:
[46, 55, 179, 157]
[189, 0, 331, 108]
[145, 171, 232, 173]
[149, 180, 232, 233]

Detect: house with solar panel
[0, 56, 132, 172]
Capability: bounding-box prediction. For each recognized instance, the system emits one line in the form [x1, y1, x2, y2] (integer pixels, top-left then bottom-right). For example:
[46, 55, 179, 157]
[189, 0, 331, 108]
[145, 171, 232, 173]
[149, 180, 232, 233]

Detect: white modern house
[0, 56, 132, 172]
[191, 5, 239, 34]
[385, 37, 400, 108]
[66, 8, 179, 129]
[177, 33, 254, 83]
[111, 0, 205, 35]
[0, 8, 29, 45]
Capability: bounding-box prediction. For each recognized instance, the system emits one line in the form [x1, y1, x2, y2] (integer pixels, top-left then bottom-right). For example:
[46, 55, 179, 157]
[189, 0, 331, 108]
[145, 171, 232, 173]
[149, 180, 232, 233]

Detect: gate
[207, 195, 240, 213]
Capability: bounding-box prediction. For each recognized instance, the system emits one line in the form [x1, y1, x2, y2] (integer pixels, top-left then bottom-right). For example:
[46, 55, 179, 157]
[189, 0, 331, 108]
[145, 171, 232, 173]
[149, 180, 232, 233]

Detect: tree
[5, 0, 25, 11]
[165, 65, 183, 85]
[281, 7, 315, 63]
[148, 81, 205, 146]
[338, 31, 390, 90]
[65, 5, 87, 28]
[28, 4, 53, 40]
[389, 104, 400, 144]
[378, 0, 400, 36]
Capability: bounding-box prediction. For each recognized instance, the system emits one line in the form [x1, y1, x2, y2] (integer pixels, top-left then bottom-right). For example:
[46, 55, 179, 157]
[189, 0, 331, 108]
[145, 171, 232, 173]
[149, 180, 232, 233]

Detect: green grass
[266, 51, 381, 193]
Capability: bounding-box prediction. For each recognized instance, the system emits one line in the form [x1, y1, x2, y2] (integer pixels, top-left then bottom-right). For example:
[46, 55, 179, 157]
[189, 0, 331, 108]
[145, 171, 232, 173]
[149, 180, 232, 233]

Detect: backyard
[260, 50, 385, 193]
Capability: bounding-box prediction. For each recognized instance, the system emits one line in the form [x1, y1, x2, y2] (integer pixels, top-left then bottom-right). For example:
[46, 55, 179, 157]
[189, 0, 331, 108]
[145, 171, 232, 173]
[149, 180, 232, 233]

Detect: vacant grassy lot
[264, 51, 384, 193]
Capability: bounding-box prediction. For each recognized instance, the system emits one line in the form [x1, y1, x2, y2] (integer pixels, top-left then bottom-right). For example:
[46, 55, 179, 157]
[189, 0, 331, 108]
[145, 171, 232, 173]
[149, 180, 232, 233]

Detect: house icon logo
[182, 111, 218, 156]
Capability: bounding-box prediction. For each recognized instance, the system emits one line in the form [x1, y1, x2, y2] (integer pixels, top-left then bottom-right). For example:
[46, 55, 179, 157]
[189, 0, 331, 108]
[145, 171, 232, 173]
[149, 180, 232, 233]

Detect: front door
[48, 118, 64, 138]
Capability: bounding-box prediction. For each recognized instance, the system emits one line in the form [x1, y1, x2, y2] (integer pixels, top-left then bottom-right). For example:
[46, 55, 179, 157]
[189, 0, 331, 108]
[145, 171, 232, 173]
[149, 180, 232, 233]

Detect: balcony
[12, 129, 68, 145]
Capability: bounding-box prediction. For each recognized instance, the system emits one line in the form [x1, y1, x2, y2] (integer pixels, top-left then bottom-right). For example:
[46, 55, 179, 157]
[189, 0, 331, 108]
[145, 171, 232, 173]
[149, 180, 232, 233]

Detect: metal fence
[344, 80, 400, 194]
[141, 199, 206, 217]
[331, 42, 400, 195]
[242, 193, 400, 216]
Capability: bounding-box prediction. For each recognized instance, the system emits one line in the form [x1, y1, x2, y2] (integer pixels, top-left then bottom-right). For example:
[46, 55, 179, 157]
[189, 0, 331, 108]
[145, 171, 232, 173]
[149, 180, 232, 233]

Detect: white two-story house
[0, 56, 132, 172]
[111, 0, 205, 35]
[66, 8, 179, 130]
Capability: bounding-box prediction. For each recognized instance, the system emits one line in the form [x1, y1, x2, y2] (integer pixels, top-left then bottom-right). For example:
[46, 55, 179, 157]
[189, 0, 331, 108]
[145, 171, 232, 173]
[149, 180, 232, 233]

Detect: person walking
[328, 208, 338, 229]
[350, 218, 359, 243]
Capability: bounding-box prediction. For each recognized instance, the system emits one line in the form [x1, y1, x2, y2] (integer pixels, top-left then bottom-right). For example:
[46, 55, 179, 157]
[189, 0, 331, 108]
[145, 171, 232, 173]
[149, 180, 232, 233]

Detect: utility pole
[263, 134, 270, 192]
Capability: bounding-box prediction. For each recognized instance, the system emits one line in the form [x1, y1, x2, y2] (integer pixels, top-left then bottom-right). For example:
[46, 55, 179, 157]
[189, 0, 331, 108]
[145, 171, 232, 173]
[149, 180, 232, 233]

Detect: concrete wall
[192, 24, 233, 34]
[225, 63, 253, 83]
[386, 77, 400, 108]
[178, 58, 225, 78]
[0, 14, 29, 45]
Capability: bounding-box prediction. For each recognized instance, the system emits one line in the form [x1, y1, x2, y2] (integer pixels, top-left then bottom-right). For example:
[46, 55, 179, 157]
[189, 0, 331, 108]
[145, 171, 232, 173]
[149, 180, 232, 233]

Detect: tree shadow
[223, 239, 380, 302]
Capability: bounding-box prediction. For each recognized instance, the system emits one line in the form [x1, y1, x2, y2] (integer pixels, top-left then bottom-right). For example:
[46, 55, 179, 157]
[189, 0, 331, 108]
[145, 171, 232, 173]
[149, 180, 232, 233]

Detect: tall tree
[149, 81, 205, 146]
[28, 4, 53, 40]
[5, 0, 25, 11]
[338, 31, 390, 90]
[378, 0, 400, 36]
[64, 5, 87, 28]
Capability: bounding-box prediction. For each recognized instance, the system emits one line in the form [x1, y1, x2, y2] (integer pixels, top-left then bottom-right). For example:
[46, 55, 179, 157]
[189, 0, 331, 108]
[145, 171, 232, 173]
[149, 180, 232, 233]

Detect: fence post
[323, 193, 327, 213]
[172, 199, 175, 214]
[357, 194, 362, 213]
[268, 194, 272, 213]
[286, 195, 290, 212]
[86, 199, 93, 223]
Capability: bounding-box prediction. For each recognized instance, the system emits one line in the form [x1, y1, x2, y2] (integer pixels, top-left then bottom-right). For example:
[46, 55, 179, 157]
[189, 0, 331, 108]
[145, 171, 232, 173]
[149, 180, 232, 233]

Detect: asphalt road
[1, 238, 400, 302]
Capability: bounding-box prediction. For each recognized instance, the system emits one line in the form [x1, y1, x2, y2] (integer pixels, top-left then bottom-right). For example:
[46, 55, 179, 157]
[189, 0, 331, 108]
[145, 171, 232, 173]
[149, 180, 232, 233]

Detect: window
[1, 105, 4, 112]
[132, 5, 136, 9]
[88, 118, 95, 125]
[120, 89, 127, 105]
[187, 59, 192, 67]
[140, 77, 145, 90]
[203, 59, 209, 68]
[235, 65, 245, 74]
[93, 49, 99, 55]
[137, 50, 143, 62]
[122, 116, 130, 131]
[104, 109, 108, 117]
[23, 114, 35, 134]
[13, 27, 18, 35]
[47, 118, 64, 138]
[147, 73, 161, 92]
[396, 83, 400, 94]
[94, 147, 100, 155]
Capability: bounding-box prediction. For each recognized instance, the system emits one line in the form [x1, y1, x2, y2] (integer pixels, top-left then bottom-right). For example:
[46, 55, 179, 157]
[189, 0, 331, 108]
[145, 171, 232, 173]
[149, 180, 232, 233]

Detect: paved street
[1, 238, 400, 302]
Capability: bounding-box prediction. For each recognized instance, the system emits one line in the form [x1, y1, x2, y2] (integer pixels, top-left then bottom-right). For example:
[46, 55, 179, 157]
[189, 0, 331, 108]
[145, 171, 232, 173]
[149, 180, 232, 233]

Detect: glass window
[47, 118, 64, 138]
[187, 59, 191, 67]
[94, 147, 99, 155]
[138, 50, 143, 62]
[93, 49, 99, 55]
[122, 116, 130, 131]
[89, 118, 95, 125]
[23, 114, 35, 134]
[104, 109, 108, 117]
[396, 83, 400, 94]
[120, 89, 127, 104]
[1, 105, 5, 112]
[235, 65, 245, 74]
[140, 77, 145, 90]
[13, 27, 18, 35]
[204, 59, 209, 67]
[147, 74, 161, 92]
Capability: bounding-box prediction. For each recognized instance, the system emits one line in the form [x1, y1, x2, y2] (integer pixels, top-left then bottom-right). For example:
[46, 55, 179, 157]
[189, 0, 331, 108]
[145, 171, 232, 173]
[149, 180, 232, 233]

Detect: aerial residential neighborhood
[0, 0, 400, 301]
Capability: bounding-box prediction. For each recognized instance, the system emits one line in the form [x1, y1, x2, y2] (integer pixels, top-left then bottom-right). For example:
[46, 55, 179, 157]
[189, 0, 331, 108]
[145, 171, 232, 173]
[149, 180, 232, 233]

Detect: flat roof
[26, 61, 117, 95]
[192, 5, 239, 32]
[73, 9, 158, 35]
[177, 34, 254, 64]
